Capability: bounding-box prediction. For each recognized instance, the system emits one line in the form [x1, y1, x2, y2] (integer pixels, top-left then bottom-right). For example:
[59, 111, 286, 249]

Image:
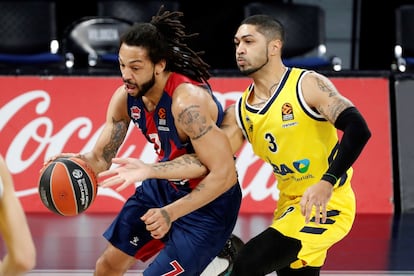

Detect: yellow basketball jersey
[235, 67, 353, 196]
[235, 68, 356, 268]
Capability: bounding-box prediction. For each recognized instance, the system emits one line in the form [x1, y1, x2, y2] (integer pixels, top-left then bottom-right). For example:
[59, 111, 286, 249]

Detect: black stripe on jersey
[245, 83, 260, 113]
[296, 70, 327, 122]
[308, 209, 341, 225]
[300, 226, 327, 234]
[259, 67, 292, 114]
[310, 217, 335, 224]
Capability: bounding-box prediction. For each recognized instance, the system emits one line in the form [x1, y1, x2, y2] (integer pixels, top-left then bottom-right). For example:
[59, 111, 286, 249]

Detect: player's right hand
[41, 153, 80, 172]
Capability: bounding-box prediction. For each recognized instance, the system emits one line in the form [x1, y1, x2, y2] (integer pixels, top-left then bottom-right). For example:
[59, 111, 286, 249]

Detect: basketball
[38, 157, 98, 216]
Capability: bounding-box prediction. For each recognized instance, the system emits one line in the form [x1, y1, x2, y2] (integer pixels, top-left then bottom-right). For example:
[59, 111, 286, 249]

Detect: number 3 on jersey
[265, 132, 277, 152]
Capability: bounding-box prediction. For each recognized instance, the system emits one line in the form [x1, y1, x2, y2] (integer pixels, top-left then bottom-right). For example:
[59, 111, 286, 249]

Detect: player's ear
[155, 59, 167, 75]
[270, 39, 282, 55]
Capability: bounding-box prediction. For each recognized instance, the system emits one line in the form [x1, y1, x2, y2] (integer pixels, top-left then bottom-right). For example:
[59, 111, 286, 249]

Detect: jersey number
[149, 133, 161, 155]
[265, 133, 277, 152]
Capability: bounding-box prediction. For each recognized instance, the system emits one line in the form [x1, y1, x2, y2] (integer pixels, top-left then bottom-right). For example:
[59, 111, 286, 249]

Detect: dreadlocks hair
[120, 6, 211, 83]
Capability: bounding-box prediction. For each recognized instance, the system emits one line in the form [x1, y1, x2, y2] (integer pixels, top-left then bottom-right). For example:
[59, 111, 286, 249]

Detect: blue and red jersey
[127, 72, 224, 188]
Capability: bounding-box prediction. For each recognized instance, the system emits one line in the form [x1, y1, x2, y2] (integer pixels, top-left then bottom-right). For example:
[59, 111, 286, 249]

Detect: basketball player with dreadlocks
[47, 7, 242, 276]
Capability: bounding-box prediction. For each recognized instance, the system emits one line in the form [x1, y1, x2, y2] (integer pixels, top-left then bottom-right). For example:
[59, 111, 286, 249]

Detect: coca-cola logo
[0, 78, 278, 213]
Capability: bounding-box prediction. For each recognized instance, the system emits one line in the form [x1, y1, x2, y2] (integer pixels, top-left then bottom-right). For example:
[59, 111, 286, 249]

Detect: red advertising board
[0, 75, 393, 214]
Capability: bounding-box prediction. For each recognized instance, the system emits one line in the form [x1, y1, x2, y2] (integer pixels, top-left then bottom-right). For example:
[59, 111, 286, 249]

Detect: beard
[135, 72, 156, 99]
[240, 56, 269, 76]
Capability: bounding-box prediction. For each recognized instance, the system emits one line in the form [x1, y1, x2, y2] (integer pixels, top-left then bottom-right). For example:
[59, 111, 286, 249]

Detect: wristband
[321, 173, 338, 185]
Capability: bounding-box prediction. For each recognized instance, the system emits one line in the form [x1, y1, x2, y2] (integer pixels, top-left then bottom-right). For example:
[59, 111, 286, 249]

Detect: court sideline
[2, 212, 411, 275]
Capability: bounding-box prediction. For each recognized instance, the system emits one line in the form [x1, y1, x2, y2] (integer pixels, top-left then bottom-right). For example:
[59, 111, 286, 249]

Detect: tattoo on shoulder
[102, 117, 129, 163]
[315, 75, 337, 97]
[177, 105, 212, 140]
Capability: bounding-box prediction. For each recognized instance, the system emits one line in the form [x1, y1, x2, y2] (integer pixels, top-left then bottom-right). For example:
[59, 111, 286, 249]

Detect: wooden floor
[2, 212, 414, 275]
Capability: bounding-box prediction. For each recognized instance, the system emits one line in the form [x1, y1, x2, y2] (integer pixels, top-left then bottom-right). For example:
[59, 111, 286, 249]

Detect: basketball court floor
[2, 211, 411, 275]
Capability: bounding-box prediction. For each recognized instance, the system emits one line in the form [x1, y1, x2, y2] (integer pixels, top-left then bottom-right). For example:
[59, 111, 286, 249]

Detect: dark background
[53, 0, 414, 71]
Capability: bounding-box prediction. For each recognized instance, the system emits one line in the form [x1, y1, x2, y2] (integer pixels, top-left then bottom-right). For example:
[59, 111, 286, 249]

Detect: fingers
[141, 209, 169, 239]
[320, 203, 327, 223]
[98, 175, 121, 187]
[314, 203, 321, 224]
[44, 153, 77, 164]
[109, 158, 125, 165]
[97, 169, 117, 178]
[300, 199, 327, 224]
[98, 174, 132, 191]
[110, 157, 133, 166]
[142, 218, 163, 239]
[115, 181, 131, 192]
[41, 153, 78, 172]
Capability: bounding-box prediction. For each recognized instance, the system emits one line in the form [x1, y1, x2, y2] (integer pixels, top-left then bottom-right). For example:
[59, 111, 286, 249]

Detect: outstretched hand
[98, 157, 152, 191]
[299, 180, 333, 224]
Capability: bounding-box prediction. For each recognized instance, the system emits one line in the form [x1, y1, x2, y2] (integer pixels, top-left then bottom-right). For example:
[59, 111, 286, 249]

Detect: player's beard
[239, 48, 269, 76]
[135, 72, 156, 99]
[240, 56, 269, 76]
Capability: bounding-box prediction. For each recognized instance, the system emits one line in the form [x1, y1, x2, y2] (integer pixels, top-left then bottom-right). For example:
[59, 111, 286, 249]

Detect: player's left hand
[141, 208, 172, 239]
[300, 180, 333, 224]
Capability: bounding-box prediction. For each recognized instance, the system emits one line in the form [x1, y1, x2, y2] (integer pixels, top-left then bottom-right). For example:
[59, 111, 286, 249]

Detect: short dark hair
[241, 14, 285, 43]
[120, 6, 211, 83]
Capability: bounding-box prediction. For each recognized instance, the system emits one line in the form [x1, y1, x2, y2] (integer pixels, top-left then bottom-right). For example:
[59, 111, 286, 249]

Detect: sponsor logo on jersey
[268, 158, 312, 179]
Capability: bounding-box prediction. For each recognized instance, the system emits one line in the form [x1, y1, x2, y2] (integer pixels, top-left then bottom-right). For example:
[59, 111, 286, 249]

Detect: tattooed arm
[82, 86, 131, 174]
[99, 154, 208, 191]
[299, 71, 371, 224]
[302, 71, 354, 123]
[153, 83, 238, 229]
[99, 104, 245, 191]
[47, 86, 131, 175]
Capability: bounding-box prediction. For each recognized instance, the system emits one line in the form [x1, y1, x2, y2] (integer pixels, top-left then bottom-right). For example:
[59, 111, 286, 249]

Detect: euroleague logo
[72, 169, 83, 179]
[158, 108, 166, 119]
[281, 102, 293, 121]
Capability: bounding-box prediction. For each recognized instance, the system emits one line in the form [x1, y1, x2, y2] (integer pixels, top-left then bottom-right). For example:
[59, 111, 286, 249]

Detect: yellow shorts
[271, 184, 356, 268]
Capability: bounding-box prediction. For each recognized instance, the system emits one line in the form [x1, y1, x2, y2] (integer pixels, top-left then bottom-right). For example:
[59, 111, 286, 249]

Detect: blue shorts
[103, 178, 242, 275]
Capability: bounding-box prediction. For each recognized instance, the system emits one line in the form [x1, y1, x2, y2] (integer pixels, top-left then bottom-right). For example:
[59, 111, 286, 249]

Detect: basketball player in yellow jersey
[228, 14, 371, 276]
[98, 13, 372, 276]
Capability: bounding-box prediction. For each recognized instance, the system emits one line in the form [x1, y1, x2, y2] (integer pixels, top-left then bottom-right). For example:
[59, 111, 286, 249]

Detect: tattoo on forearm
[178, 105, 212, 140]
[180, 182, 205, 205]
[102, 118, 128, 164]
[193, 182, 205, 192]
[182, 182, 205, 203]
[152, 154, 205, 172]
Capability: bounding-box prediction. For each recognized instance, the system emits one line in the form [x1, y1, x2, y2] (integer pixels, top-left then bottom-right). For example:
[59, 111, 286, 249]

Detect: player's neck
[142, 72, 172, 112]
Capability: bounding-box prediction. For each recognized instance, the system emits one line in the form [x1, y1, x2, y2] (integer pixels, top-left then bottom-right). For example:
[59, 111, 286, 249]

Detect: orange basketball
[38, 157, 98, 216]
